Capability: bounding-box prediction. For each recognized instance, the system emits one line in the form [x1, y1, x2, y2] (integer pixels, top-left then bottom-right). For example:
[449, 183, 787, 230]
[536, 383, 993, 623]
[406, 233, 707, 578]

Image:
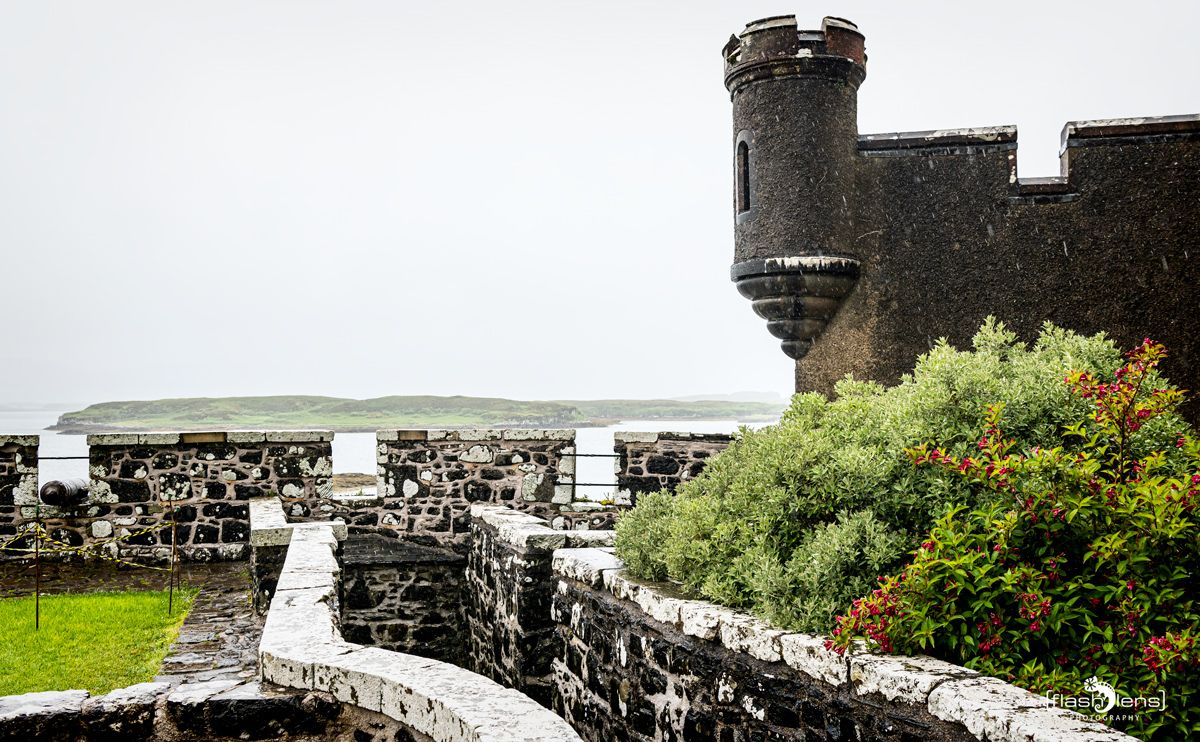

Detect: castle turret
[724, 16, 865, 359]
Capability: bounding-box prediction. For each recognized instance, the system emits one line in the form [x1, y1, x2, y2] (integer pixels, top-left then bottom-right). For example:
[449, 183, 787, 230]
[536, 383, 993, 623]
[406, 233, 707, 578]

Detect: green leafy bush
[614, 319, 1186, 633]
[830, 340, 1199, 739]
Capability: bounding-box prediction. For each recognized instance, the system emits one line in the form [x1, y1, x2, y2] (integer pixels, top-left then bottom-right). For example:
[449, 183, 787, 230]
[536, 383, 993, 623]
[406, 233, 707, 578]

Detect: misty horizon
[2, 1, 1197, 405]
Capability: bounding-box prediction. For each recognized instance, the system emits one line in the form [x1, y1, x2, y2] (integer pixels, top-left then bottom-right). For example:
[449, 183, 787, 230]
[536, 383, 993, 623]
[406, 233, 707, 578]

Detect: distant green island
[50, 395, 786, 433]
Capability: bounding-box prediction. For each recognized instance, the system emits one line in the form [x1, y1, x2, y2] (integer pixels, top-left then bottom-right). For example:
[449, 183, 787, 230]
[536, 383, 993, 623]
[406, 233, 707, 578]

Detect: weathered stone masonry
[5, 431, 332, 562]
[723, 16, 1200, 418]
[465, 505, 1134, 742]
[340, 533, 466, 665]
[614, 431, 733, 505]
[462, 505, 613, 707]
[0, 435, 38, 541]
[369, 429, 576, 551]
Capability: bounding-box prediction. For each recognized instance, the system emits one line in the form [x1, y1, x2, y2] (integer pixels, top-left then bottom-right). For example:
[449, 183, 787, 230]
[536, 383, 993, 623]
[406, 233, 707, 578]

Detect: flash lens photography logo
[1045, 676, 1166, 720]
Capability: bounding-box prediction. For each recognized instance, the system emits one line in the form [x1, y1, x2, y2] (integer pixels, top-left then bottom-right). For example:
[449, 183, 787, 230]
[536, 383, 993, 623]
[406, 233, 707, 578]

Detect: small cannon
[39, 478, 90, 508]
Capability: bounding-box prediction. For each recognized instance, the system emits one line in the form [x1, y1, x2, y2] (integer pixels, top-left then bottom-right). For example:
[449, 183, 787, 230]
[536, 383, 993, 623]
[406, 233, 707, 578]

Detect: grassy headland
[51, 395, 785, 433]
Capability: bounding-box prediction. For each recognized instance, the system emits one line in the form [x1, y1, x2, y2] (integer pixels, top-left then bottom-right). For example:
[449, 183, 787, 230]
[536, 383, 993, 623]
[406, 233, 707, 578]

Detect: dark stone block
[194, 443, 238, 461]
[480, 468, 505, 481]
[171, 505, 198, 522]
[158, 473, 192, 500]
[203, 502, 249, 519]
[234, 484, 264, 500]
[646, 455, 680, 475]
[151, 452, 179, 469]
[49, 528, 83, 547]
[160, 524, 192, 544]
[119, 460, 149, 478]
[464, 481, 492, 502]
[239, 450, 264, 464]
[193, 524, 219, 543]
[111, 479, 152, 503]
[126, 528, 157, 546]
[220, 519, 250, 543]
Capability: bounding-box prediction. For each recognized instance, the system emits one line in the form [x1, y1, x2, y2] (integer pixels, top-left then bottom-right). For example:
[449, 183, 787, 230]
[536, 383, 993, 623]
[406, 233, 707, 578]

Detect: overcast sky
[1, 1, 1197, 406]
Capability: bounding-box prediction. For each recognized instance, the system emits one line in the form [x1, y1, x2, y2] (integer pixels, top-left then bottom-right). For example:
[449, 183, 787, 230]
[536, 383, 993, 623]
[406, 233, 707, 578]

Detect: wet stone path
[154, 562, 262, 686]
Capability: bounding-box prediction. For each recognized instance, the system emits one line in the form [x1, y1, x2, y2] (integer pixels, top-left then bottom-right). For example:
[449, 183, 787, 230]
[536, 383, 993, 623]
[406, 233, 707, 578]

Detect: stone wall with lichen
[5, 431, 332, 562]
[614, 431, 733, 505]
[462, 505, 615, 707]
[366, 429, 577, 551]
[340, 533, 466, 664]
[0, 435, 38, 548]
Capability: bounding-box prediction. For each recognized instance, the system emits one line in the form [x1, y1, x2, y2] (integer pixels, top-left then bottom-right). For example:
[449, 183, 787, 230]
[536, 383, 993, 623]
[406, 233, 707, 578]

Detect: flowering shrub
[830, 340, 1200, 739]
[615, 319, 1186, 633]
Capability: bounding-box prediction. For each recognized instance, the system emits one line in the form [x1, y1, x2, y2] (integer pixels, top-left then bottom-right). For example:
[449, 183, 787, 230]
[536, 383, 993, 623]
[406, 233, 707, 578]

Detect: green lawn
[0, 589, 196, 695]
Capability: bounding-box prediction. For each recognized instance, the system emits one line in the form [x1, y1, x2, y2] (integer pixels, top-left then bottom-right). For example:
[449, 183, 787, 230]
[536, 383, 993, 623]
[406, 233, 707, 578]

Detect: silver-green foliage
[614, 319, 1187, 632]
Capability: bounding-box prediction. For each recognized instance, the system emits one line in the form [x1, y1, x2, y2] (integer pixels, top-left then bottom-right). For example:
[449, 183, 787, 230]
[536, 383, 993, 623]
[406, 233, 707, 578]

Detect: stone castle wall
[614, 431, 733, 505]
[0, 435, 38, 544]
[465, 504, 1132, 742]
[340, 533, 466, 664]
[369, 429, 577, 551]
[721, 17, 1200, 418]
[462, 506, 613, 707]
[4, 431, 332, 562]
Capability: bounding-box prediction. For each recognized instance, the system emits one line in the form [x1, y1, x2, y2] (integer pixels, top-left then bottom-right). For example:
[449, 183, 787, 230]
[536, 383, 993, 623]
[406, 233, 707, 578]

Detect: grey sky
[2, 1, 1197, 405]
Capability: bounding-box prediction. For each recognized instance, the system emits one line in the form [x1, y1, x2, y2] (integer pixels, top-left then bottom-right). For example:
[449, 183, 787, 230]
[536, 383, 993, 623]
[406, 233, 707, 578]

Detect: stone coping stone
[88, 430, 334, 446]
[377, 429, 575, 442]
[0, 689, 89, 722]
[613, 431, 737, 444]
[342, 534, 465, 567]
[0, 434, 38, 446]
[259, 523, 581, 741]
[470, 504, 614, 551]
[551, 548, 1134, 742]
[249, 497, 347, 546]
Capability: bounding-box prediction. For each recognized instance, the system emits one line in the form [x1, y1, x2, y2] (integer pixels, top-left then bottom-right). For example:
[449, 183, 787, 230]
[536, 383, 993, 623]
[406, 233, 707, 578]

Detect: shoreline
[46, 416, 780, 435]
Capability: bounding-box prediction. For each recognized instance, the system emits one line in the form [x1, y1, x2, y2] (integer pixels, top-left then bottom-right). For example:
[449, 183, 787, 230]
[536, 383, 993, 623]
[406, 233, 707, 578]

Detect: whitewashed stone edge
[376, 429, 575, 442]
[469, 503, 614, 551]
[259, 522, 580, 742]
[87, 430, 334, 445]
[549, 549, 1134, 742]
[248, 496, 347, 546]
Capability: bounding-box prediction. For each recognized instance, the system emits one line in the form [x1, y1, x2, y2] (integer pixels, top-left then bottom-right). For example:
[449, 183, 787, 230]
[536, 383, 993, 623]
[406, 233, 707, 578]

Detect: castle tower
[724, 16, 866, 359]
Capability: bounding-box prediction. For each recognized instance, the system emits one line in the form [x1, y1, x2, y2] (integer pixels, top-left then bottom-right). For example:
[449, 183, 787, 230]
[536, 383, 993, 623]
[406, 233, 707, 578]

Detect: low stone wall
[614, 431, 733, 505]
[340, 533, 465, 664]
[257, 518, 581, 741]
[462, 505, 613, 706]
[366, 429, 577, 551]
[0, 435, 38, 545]
[248, 496, 346, 614]
[5, 431, 332, 562]
[549, 550, 1135, 742]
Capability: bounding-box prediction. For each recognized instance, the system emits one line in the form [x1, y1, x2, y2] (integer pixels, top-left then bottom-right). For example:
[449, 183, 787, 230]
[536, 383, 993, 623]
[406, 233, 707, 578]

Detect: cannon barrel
[39, 478, 90, 508]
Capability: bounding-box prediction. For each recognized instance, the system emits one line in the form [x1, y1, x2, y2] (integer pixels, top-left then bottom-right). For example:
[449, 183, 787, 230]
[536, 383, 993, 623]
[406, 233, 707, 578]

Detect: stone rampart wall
[614, 431, 733, 505]
[255, 515, 581, 741]
[463, 504, 1132, 742]
[0, 435, 38, 544]
[368, 429, 577, 551]
[462, 505, 613, 706]
[549, 550, 1135, 742]
[340, 533, 466, 664]
[4, 431, 332, 562]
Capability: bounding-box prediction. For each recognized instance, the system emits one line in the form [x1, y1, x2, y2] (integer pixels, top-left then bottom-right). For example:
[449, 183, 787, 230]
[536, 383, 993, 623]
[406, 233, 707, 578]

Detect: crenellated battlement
[723, 15, 1200, 402]
[723, 15, 866, 95]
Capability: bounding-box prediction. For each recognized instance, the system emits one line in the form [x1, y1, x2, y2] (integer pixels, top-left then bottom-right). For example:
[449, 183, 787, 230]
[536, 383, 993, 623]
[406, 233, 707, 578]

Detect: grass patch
[0, 589, 197, 695]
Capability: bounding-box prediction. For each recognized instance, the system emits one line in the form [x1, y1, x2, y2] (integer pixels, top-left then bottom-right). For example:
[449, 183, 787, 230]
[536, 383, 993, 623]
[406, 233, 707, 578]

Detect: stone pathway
[155, 562, 262, 687]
